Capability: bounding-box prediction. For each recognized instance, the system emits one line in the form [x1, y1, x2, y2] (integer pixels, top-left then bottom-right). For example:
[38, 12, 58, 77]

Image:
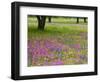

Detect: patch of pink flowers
[28, 37, 87, 66]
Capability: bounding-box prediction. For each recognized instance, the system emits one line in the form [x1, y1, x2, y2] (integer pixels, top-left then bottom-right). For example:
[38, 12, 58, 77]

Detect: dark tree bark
[76, 17, 79, 23]
[48, 16, 51, 23]
[37, 16, 46, 30]
[84, 18, 87, 23]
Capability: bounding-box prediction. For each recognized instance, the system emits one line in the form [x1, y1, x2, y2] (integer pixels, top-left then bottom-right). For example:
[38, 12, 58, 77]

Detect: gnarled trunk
[37, 16, 46, 30]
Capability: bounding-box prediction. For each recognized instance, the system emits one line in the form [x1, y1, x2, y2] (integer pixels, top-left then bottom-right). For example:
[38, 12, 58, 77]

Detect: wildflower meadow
[28, 16, 88, 67]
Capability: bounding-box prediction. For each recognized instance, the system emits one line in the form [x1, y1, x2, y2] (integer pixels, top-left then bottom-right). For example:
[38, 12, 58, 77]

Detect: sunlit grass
[28, 22, 87, 38]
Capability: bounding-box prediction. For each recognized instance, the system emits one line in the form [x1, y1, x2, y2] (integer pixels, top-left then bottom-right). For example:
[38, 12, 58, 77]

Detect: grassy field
[28, 16, 88, 66]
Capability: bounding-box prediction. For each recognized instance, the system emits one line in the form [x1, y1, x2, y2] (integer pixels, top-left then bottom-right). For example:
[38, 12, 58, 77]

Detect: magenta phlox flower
[74, 44, 81, 49]
[51, 60, 64, 65]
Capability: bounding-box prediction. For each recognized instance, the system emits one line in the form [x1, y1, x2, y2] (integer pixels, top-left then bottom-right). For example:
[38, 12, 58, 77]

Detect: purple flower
[73, 44, 81, 49]
[57, 54, 62, 59]
[79, 55, 86, 60]
[56, 48, 62, 52]
[51, 60, 64, 65]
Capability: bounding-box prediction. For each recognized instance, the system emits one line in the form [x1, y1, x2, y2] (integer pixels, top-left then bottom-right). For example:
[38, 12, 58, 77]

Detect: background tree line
[29, 15, 87, 30]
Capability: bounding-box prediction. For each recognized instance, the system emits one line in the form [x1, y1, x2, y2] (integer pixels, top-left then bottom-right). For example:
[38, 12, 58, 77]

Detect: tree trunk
[84, 18, 87, 23]
[37, 16, 46, 30]
[48, 16, 51, 23]
[76, 18, 79, 23]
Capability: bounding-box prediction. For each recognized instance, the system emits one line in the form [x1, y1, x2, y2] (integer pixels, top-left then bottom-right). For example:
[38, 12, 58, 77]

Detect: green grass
[28, 25, 87, 45]
[28, 21, 87, 38]
[28, 16, 87, 39]
[28, 16, 87, 45]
